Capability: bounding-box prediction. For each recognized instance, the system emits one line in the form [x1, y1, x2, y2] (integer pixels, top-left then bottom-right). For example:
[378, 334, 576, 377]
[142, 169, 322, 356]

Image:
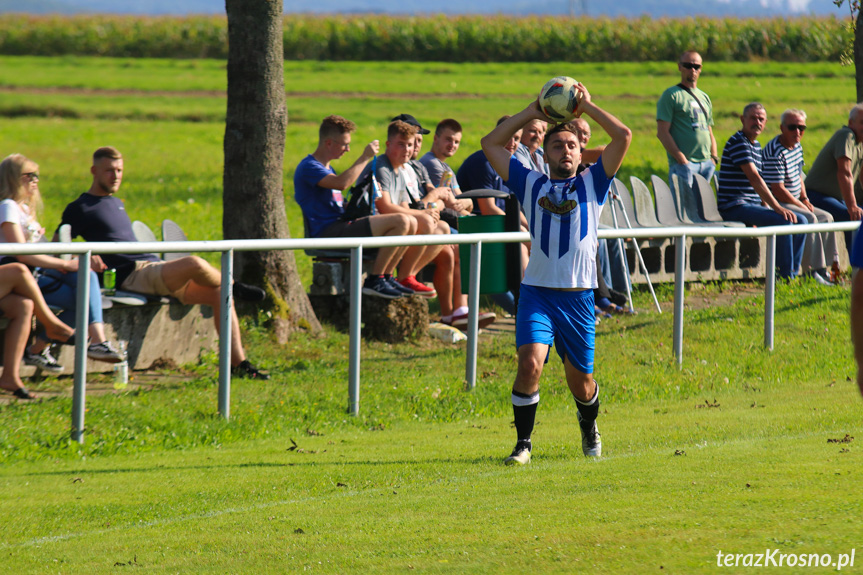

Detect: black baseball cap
[391, 113, 430, 135]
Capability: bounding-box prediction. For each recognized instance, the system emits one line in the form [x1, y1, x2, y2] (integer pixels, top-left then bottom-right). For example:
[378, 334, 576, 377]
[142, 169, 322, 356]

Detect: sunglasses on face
[680, 62, 702, 70]
[22, 172, 39, 181]
[784, 124, 806, 132]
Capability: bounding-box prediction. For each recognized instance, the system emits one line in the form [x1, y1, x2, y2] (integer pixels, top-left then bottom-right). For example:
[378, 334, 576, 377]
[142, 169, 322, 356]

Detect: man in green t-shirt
[656, 50, 718, 200]
[806, 103, 863, 256]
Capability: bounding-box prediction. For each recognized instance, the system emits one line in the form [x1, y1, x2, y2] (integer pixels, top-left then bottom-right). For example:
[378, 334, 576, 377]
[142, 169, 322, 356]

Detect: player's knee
[18, 298, 34, 316]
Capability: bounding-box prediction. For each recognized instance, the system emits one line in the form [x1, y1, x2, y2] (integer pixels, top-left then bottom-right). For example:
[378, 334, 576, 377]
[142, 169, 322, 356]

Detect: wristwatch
[711, 154, 719, 162]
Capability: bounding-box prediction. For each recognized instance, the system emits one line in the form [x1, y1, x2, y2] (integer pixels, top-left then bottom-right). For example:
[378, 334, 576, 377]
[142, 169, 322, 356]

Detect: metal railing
[0, 219, 857, 443]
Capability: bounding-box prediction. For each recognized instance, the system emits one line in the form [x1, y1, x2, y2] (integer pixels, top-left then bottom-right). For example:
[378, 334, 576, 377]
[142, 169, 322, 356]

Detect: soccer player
[481, 83, 632, 464]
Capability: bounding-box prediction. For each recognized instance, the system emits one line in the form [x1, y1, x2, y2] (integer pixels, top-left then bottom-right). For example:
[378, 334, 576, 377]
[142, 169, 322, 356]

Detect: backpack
[342, 157, 379, 221]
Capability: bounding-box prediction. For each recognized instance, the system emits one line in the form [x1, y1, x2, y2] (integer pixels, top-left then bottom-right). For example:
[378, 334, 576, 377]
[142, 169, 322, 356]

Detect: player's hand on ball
[573, 82, 590, 117]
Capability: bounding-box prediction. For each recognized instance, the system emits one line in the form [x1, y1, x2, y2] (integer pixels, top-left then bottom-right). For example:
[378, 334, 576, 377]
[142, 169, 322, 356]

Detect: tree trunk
[223, 0, 321, 339]
[857, 8, 863, 103]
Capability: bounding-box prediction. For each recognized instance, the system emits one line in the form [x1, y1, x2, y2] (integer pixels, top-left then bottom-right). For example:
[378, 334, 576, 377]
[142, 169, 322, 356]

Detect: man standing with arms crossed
[656, 50, 718, 196]
[482, 83, 632, 464]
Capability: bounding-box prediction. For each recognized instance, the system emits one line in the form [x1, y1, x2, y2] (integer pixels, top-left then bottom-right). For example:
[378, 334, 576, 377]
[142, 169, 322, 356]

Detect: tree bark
[857, 8, 863, 103]
[223, 0, 321, 339]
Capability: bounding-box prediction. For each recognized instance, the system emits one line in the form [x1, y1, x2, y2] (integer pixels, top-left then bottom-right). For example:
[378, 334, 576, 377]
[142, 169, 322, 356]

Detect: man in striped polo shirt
[481, 84, 632, 464]
[762, 109, 837, 285]
[717, 103, 805, 279]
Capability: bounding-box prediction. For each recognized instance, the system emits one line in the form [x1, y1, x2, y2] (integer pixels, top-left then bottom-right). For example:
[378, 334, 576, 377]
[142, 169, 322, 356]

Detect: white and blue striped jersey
[762, 136, 804, 199]
[506, 155, 612, 289]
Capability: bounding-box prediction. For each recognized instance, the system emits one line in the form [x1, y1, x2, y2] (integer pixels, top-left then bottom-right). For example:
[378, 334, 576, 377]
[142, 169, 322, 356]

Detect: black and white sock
[574, 381, 600, 430]
[512, 390, 539, 446]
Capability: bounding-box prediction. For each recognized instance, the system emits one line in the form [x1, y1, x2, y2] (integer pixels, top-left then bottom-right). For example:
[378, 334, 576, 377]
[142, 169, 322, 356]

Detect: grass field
[0, 57, 861, 572]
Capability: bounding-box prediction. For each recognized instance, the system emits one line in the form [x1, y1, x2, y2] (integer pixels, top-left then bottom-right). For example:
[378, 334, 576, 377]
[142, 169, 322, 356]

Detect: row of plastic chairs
[600, 174, 744, 230]
[131, 219, 191, 261]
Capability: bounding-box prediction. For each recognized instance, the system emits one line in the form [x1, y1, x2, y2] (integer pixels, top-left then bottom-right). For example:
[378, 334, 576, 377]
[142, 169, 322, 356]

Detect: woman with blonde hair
[0, 154, 122, 373]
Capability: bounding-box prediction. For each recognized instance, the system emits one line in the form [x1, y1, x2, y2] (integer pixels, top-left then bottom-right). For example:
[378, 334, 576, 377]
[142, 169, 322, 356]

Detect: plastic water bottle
[103, 268, 116, 296]
[113, 341, 128, 390]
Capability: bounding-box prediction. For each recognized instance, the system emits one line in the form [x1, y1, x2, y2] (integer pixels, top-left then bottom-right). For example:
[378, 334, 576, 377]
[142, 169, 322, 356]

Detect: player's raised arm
[575, 84, 632, 178]
[481, 101, 548, 182]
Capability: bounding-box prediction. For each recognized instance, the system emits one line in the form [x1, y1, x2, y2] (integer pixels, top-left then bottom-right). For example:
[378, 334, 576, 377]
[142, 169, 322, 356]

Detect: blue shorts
[515, 284, 595, 374]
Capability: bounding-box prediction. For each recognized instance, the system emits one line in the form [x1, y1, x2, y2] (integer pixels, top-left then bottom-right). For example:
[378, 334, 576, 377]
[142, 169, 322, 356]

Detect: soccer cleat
[577, 412, 602, 457]
[397, 275, 436, 298]
[232, 359, 270, 380]
[362, 276, 403, 299]
[385, 276, 415, 296]
[504, 440, 532, 465]
[87, 341, 125, 363]
[23, 349, 64, 373]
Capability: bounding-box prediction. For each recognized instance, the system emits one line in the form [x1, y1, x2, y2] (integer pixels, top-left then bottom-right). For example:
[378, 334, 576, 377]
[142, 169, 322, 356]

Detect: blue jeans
[37, 269, 104, 326]
[669, 160, 716, 218]
[719, 203, 806, 279]
[668, 160, 716, 191]
[808, 190, 858, 256]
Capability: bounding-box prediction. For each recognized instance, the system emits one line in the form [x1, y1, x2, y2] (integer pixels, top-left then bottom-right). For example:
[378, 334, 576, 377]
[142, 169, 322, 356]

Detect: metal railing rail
[0, 219, 857, 443]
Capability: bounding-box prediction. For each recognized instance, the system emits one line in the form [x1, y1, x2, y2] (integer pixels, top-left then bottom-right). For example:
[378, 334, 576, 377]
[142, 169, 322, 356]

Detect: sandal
[1, 386, 36, 400]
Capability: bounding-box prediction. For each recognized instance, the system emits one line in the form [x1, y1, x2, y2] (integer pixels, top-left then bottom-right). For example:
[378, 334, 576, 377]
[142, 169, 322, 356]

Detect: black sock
[574, 381, 600, 429]
[512, 390, 539, 443]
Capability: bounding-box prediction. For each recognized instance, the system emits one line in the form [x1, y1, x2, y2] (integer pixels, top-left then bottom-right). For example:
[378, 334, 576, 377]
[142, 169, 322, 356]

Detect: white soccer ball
[538, 76, 583, 123]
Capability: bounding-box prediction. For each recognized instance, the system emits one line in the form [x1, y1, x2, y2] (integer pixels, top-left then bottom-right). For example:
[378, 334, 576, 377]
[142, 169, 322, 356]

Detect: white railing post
[218, 249, 233, 419]
[71, 251, 92, 444]
[672, 235, 686, 365]
[764, 235, 776, 350]
[465, 241, 482, 389]
[348, 246, 362, 415]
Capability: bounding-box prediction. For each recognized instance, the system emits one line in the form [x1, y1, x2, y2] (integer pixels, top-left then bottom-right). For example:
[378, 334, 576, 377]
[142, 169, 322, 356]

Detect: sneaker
[233, 282, 266, 302]
[362, 276, 403, 299]
[504, 440, 532, 465]
[448, 311, 497, 331]
[232, 359, 270, 380]
[577, 412, 602, 457]
[397, 275, 436, 298]
[385, 276, 415, 296]
[87, 341, 125, 363]
[23, 349, 63, 373]
[810, 270, 835, 286]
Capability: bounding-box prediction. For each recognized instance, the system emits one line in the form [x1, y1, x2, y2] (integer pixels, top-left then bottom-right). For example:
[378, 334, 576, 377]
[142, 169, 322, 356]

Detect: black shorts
[319, 217, 374, 238]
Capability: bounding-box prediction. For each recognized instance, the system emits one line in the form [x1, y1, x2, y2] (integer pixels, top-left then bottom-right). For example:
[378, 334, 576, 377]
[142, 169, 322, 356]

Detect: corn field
[0, 14, 851, 62]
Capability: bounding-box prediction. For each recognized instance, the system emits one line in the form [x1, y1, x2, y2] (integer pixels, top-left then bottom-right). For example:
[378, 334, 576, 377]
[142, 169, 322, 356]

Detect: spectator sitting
[570, 119, 629, 311]
[804, 103, 863, 257]
[716, 103, 805, 279]
[457, 115, 529, 316]
[418, 118, 474, 220]
[762, 108, 837, 285]
[0, 262, 76, 400]
[59, 146, 270, 380]
[396, 116, 495, 329]
[514, 118, 549, 176]
[295, 114, 414, 300]
[0, 153, 122, 373]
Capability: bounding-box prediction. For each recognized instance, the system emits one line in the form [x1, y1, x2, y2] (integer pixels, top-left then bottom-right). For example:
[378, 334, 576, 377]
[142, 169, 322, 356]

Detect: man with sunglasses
[656, 51, 718, 196]
[763, 109, 838, 285]
[805, 104, 863, 257]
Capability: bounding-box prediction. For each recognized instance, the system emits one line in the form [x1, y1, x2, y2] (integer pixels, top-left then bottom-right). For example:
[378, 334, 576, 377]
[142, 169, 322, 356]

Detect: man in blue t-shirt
[716, 103, 805, 279]
[60, 146, 269, 380]
[294, 115, 414, 299]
